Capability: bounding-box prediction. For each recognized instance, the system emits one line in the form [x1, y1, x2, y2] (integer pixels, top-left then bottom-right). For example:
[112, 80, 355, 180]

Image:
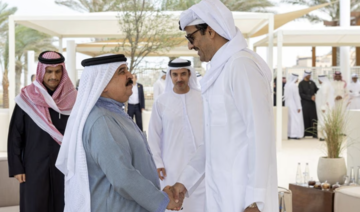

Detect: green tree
[114, 0, 183, 73]
[161, 0, 275, 12]
[55, 0, 123, 12]
[0, 1, 17, 108]
[281, 0, 360, 23]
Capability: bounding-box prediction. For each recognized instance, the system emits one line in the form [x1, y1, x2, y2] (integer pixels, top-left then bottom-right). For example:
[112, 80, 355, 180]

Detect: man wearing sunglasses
[169, 0, 278, 212]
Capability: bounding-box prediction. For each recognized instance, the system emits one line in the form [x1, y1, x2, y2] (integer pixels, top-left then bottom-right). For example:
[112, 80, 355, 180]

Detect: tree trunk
[24, 54, 28, 86]
[2, 71, 9, 108]
[15, 63, 23, 96]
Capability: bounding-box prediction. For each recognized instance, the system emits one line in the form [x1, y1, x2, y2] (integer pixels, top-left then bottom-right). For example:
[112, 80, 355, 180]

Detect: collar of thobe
[96, 97, 125, 115]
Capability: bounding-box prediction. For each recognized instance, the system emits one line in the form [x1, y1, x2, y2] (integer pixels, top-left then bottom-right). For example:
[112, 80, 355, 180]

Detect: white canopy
[8, 11, 275, 117]
[254, 27, 360, 47]
[12, 11, 274, 38]
[63, 40, 198, 57]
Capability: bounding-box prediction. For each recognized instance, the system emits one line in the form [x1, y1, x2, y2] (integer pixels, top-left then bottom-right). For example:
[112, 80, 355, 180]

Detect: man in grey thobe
[56, 54, 183, 212]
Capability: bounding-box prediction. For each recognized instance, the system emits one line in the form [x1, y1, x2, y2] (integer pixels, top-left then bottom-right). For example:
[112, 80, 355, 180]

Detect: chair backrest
[278, 186, 292, 212]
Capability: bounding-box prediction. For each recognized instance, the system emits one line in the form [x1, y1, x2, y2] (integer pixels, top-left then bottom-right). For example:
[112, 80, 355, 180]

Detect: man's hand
[244, 207, 260, 212]
[170, 183, 187, 204]
[163, 186, 183, 211]
[298, 109, 301, 113]
[311, 95, 315, 101]
[14, 174, 25, 183]
[157, 168, 166, 181]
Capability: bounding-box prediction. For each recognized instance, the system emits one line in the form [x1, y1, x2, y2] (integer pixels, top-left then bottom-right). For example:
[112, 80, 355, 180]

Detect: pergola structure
[63, 39, 198, 57]
[8, 11, 276, 117]
[254, 27, 360, 149]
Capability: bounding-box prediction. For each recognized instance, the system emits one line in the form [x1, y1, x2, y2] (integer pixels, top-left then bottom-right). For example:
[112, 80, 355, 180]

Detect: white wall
[0, 109, 9, 152]
[347, 110, 360, 175]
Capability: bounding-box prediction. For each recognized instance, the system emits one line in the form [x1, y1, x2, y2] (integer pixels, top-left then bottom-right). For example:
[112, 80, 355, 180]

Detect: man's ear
[208, 26, 215, 39]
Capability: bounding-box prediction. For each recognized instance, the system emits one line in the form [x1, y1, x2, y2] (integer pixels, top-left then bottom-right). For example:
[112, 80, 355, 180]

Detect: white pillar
[267, 14, 274, 70]
[276, 31, 283, 151]
[58, 36, 63, 53]
[340, 0, 350, 83]
[9, 16, 15, 119]
[66, 40, 77, 86]
[27, 51, 35, 85]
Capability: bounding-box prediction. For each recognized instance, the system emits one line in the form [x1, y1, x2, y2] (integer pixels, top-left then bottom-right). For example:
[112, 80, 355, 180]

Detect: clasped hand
[163, 185, 184, 211]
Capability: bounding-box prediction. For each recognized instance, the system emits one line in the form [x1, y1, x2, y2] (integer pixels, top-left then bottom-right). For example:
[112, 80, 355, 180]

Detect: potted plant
[317, 102, 348, 185]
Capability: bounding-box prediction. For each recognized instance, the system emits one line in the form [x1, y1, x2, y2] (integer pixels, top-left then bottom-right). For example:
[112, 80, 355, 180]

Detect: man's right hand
[311, 95, 315, 101]
[14, 174, 25, 183]
[157, 168, 166, 181]
[170, 183, 187, 204]
[163, 186, 184, 211]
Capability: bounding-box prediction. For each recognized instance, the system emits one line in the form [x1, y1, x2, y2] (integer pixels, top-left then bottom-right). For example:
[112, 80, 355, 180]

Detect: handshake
[162, 183, 187, 211]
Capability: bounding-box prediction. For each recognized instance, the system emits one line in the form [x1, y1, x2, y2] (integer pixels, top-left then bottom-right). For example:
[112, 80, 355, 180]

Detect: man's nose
[188, 41, 194, 50]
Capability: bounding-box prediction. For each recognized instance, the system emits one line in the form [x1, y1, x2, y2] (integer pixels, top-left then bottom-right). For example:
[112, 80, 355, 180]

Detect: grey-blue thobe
[82, 97, 169, 212]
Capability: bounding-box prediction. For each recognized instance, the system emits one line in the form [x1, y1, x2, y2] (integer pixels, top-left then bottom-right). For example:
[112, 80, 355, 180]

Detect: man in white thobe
[148, 58, 205, 212]
[348, 74, 360, 110]
[332, 71, 347, 102]
[284, 74, 304, 139]
[196, 72, 202, 89]
[153, 70, 166, 100]
[169, 1, 278, 212]
[316, 75, 335, 141]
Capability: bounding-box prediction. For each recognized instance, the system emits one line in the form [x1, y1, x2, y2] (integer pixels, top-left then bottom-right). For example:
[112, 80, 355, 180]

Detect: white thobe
[148, 89, 205, 212]
[178, 51, 278, 212]
[316, 83, 333, 138]
[153, 79, 165, 100]
[332, 80, 347, 100]
[348, 82, 360, 110]
[285, 84, 304, 138]
[197, 76, 202, 89]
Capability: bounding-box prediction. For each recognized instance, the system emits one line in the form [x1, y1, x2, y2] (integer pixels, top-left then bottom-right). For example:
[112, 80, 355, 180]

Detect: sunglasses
[185, 29, 200, 45]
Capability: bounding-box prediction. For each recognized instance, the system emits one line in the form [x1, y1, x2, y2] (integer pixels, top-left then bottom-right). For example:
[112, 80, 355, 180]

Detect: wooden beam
[312, 47, 316, 67]
[332, 47, 337, 66]
[356, 47, 360, 66]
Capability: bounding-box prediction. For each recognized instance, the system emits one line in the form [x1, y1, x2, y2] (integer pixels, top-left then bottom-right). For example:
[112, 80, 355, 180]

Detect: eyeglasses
[185, 29, 200, 45]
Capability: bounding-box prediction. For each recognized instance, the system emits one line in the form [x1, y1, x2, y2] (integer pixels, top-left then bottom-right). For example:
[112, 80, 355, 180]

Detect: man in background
[153, 70, 166, 100]
[8, 51, 77, 212]
[298, 71, 318, 138]
[128, 74, 145, 131]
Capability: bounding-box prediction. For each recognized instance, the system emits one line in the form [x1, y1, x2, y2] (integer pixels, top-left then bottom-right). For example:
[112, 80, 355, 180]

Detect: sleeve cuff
[155, 191, 170, 212]
[245, 186, 266, 211]
[178, 166, 204, 197]
[153, 156, 165, 168]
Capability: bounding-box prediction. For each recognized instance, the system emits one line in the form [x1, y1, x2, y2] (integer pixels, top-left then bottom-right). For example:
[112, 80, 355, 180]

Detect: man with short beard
[7, 51, 77, 212]
[169, 0, 278, 211]
[148, 58, 205, 212]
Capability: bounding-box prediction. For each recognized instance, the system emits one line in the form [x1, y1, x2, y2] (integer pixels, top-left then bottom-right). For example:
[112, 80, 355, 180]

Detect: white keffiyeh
[56, 55, 127, 212]
[179, 0, 272, 93]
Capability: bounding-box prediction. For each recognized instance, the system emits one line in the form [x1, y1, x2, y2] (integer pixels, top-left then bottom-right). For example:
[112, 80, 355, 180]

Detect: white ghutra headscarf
[164, 58, 200, 93]
[179, 0, 272, 93]
[56, 54, 127, 212]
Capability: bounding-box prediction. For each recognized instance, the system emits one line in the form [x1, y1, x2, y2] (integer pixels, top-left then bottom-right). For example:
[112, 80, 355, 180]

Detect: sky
[2, 0, 336, 73]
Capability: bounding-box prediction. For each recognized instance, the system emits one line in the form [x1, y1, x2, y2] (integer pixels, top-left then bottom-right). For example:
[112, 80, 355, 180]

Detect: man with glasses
[169, 0, 278, 212]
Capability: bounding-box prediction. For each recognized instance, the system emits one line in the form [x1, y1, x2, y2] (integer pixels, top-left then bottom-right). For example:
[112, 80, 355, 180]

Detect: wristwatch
[248, 203, 258, 208]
